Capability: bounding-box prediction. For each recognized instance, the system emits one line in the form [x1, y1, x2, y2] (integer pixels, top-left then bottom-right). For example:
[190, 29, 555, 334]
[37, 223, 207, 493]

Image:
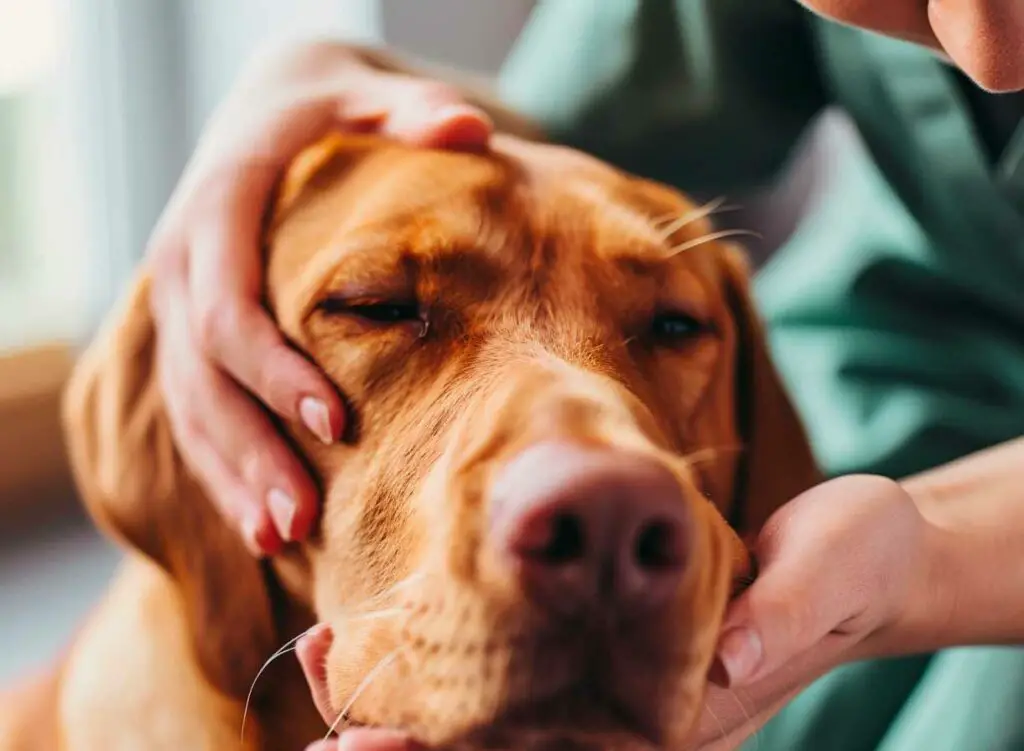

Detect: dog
[0, 131, 818, 750]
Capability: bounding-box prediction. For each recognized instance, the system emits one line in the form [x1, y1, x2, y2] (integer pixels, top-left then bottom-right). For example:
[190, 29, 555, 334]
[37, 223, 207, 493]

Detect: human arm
[899, 434, 1024, 648]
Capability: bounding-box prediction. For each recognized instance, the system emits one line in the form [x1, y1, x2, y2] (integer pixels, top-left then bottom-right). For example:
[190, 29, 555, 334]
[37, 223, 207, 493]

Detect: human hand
[307, 475, 940, 751]
[146, 40, 492, 556]
[692, 474, 939, 749]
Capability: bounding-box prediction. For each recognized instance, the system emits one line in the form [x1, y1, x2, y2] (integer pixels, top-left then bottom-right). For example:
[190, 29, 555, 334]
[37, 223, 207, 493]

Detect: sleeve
[497, 0, 831, 196]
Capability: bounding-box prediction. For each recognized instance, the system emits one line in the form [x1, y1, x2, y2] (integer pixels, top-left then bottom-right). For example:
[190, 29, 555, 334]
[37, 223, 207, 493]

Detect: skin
[145, 41, 494, 556]
[141, 2, 1024, 749]
[798, 0, 1024, 92]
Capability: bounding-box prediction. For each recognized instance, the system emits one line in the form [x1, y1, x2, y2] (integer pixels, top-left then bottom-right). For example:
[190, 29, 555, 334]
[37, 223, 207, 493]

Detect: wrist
[876, 494, 958, 655]
[888, 472, 1024, 652]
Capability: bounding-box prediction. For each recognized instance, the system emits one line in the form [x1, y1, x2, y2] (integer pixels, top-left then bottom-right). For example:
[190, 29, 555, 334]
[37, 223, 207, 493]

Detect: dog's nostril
[492, 443, 692, 615]
[634, 519, 683, 571]
[527, 512, 586, 564]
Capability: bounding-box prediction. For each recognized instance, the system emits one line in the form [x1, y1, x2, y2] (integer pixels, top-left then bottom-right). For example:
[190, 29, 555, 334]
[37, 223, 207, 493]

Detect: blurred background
[0, 0, 848, 684]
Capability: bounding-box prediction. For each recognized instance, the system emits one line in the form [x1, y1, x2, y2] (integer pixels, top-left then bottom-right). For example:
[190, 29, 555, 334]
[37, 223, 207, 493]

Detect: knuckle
[260, 344, 322, 408]
[238, 449, 265, 490]
[412, 80, 463, 107]
[239, 439, 291, 493]
[166, 397, 206, 448]
[193, 300, 241, 356]
[256, 356, 296, 413]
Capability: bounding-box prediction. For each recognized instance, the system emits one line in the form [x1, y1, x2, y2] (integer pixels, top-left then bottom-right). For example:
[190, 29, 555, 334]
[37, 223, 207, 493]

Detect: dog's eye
[651, 312, 705, 341]
[318, 298, 423, 326]
[347, 302, 421, 324]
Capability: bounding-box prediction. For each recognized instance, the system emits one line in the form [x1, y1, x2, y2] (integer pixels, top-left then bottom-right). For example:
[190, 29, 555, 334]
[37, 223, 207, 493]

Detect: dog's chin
[346, 689, 671, 751]
[329, 656, 707, 750]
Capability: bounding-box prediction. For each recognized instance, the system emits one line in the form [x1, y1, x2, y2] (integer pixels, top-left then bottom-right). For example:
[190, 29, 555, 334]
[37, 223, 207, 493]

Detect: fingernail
[241, 515, 266, 557]
[717, 627, 763, 686]
[300, 397, 334, 444]
[268, 488, 297, 541]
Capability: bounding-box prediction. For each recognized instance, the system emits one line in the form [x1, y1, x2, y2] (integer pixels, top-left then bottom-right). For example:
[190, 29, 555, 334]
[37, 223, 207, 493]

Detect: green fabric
[497, 1, 1024, 749]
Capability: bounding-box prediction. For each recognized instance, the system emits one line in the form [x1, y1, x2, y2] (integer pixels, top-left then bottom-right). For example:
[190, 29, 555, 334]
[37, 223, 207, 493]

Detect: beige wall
[380, 0, 535, 74]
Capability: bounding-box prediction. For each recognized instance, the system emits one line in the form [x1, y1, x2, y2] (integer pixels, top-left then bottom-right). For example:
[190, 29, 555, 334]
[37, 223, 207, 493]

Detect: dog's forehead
[267, 136, 723, 319]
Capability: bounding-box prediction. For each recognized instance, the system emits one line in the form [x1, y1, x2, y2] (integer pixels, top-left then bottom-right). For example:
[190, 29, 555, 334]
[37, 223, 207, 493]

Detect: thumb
[712, 550, 849, 688]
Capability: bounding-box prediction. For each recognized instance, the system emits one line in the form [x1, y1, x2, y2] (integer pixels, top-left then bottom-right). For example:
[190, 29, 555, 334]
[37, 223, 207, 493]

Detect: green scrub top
[497, 2, 1024, 749]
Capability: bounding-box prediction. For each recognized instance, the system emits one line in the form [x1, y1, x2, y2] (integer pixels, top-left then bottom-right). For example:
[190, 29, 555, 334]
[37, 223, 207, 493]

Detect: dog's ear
[59, 132, 386, 699]
[718, 246, 820, 535]
[62, 275, 277, 700]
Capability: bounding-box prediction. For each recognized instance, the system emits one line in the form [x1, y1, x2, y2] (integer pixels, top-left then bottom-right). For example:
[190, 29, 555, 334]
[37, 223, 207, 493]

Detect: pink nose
[489, 443, 691, 617]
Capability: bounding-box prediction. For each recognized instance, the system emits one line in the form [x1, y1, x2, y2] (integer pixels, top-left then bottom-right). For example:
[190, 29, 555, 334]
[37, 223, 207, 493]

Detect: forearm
[900, 436, 1024, 649]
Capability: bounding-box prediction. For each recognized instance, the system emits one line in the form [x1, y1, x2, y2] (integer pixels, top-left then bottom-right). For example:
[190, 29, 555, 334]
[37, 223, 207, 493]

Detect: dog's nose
[489, 443, 691, 616]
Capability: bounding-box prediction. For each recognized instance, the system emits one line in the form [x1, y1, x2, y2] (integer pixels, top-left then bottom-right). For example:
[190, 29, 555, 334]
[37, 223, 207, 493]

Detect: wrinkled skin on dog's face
[264, 134, 813, 749]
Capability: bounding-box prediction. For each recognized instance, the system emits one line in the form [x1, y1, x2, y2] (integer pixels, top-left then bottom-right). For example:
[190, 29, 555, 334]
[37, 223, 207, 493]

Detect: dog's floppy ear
[60, 132, 385, 699]
[62, 275, 277, 700]
[719, 246, 820, 535]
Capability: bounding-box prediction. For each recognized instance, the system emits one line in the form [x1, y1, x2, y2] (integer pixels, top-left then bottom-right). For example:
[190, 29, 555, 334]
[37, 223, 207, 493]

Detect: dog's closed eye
[318, 297, 427, 332]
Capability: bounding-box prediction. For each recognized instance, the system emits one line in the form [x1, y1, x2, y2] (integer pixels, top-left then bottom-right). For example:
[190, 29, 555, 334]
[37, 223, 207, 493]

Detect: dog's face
[264, 134, 817, 747]
[63, 133, 817, 750]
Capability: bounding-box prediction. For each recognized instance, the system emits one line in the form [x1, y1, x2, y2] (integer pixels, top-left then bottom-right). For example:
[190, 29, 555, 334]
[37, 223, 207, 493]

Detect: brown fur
[0, 132, 817, 750]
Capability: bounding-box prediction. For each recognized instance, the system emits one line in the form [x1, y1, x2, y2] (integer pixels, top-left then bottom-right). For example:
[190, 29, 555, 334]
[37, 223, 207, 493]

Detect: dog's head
[64, 133, 818, 748]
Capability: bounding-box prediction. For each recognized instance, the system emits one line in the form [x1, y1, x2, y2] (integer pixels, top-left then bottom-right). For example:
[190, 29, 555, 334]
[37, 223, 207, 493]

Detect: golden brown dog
[0, 132, 818, 750]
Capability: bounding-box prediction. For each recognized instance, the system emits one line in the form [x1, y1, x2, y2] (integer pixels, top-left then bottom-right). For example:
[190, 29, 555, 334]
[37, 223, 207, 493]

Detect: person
[142, 1, 1024, 749]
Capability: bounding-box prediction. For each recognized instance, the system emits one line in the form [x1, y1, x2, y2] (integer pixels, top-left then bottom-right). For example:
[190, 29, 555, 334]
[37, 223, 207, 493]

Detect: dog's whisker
[666, 228, 762, 257]
[656, 196, 728, 238]
[241, 625, 316, 741]
[324, 646, 407, 739]
[727, 688, 761, 751]
[654, 196, 744, 237]
[704, 700, 729, 746]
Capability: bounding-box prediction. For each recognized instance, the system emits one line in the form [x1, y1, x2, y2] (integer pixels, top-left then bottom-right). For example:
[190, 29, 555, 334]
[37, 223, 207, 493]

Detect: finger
[159, 285, 319, 548]
[714, 566, 844, 688]
[713, 536, 846, 687]
[187, 185, 345, 446]
[160, 373, 282, 556]
[197, 358, 322, 545]
[337, 729, 424, 751]
[342, 75, 492, 151]
[182, 445, 282, 558]
[717, 476, 915, 686]
[153, 276, 282, 555]
[297, 624, 336, 724]
[384, 99, 493, 151]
